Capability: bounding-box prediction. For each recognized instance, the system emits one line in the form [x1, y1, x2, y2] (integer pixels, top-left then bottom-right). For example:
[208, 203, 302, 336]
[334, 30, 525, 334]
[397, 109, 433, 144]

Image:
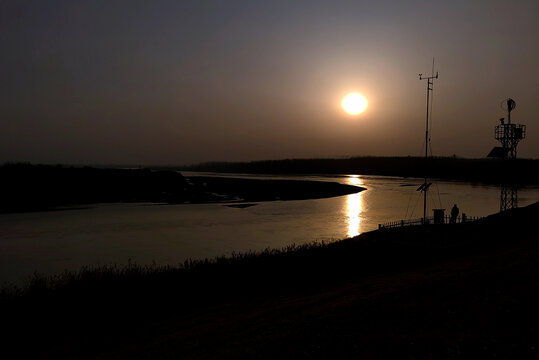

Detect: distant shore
[2, 201, 538, 359]
[181, 156, 539, 185]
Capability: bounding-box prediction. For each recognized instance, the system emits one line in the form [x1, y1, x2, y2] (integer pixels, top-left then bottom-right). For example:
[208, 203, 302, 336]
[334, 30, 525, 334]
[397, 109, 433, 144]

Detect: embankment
[1, 202, 538, 359]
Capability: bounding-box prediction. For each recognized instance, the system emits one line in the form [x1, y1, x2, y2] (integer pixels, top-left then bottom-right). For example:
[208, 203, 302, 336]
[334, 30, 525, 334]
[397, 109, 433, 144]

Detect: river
[1, 173, 538, 285]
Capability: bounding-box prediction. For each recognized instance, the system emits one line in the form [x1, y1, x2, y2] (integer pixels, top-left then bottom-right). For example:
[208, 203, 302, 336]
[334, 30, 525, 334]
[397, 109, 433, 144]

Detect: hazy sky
[1, 0, 538, 165]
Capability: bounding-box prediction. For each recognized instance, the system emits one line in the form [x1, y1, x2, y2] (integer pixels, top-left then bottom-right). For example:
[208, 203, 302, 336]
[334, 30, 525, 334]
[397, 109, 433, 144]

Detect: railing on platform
[379, 214, 483, 229]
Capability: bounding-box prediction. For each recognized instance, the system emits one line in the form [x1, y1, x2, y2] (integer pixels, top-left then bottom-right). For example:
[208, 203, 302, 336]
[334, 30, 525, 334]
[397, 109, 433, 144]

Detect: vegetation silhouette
[2, 202, 538, 359]
[0, 163, 189, 212]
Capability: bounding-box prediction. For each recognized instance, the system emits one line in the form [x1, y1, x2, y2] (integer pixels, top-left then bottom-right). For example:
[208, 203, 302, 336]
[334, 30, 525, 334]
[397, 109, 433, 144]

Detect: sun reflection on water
[346, 175, 364, 237]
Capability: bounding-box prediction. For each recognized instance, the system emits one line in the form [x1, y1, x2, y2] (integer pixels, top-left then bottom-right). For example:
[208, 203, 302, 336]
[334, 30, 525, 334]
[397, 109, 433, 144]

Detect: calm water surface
[1, 173, 538, 285]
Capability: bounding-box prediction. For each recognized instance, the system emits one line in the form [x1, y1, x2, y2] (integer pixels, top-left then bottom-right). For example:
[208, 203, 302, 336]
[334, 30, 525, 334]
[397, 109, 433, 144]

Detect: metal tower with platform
[487, 98, 526, 212]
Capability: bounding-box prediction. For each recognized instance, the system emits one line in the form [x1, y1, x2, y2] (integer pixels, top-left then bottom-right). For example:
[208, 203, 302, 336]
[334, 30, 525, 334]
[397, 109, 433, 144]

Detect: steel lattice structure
[491, 99, 526, 212]
[495, 123, 526, 159]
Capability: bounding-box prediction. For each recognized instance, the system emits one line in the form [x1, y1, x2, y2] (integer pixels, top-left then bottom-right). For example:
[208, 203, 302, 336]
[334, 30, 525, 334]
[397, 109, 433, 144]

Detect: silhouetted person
[450, 204, 459, 224]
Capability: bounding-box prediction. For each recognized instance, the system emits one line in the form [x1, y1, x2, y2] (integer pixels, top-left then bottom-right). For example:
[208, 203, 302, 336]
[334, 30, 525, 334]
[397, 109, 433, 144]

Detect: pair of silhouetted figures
[450, 204, 459, 224]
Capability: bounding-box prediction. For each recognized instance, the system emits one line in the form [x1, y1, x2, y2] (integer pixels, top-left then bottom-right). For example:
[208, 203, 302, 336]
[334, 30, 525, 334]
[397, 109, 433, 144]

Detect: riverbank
[0, 163, 363, 213]
[2, 202, 538, 359]
[187, 175, 363, 202]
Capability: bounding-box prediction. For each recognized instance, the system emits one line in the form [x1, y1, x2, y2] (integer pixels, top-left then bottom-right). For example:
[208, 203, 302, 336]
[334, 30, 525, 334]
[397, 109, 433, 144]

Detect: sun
[341, 93, 368, 115]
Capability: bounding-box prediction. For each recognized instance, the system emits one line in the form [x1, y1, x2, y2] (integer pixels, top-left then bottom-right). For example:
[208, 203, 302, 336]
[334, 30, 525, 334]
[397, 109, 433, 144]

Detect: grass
[1, 242, 328, 301]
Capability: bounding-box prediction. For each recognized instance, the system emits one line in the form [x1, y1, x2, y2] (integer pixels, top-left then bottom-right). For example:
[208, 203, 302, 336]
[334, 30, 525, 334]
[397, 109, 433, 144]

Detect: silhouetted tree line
[0, 163, 190, 213]
[182, 156, 538, 184]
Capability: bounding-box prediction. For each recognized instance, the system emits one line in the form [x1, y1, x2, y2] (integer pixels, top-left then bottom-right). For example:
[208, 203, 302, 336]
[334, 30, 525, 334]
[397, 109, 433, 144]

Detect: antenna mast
[418, 60, 438, 223]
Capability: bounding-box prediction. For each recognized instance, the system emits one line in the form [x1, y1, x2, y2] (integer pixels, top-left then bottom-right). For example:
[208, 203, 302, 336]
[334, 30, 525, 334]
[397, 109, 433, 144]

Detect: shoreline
[0, 163, 364, 214]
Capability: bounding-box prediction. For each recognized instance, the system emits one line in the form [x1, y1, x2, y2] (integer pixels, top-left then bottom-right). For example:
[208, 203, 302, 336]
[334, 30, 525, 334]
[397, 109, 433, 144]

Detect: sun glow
[341, 93, 368, 115]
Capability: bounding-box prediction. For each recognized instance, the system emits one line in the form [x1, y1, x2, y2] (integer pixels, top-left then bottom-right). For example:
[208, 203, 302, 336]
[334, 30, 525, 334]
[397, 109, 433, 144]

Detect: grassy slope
[2, 203, 539, 359]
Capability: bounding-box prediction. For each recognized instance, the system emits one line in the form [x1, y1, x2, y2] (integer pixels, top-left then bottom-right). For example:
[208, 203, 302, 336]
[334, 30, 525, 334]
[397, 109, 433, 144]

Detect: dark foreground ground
[2, 203, 539, 359]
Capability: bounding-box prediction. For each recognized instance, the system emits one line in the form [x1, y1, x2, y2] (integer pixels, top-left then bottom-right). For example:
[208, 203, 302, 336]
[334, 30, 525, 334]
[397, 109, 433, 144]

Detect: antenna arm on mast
[419, 74, 438, 80]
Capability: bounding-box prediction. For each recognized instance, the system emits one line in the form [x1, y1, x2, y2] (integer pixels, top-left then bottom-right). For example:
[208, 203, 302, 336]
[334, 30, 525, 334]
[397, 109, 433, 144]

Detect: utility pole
[418, 62, 438, 223]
